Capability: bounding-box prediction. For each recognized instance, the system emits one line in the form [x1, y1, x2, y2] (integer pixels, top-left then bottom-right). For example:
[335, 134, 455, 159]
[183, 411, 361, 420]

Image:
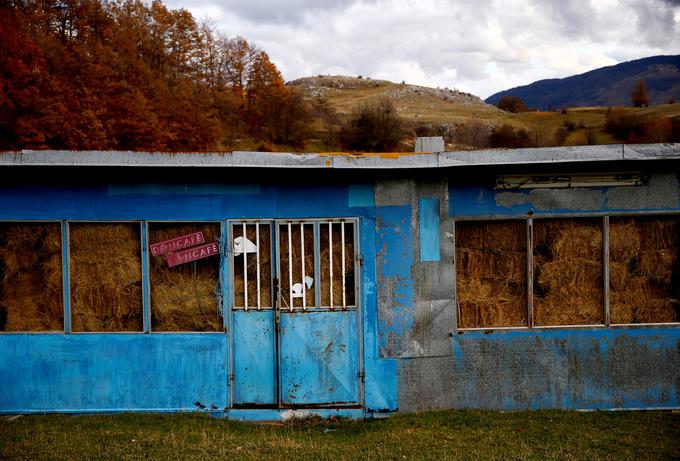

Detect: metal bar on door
[243, 222, 248, 311]
[341, 221, 346, 310]
[256, 222, 261, 310]
[329, 221, 334, 310]
[301, 222, 306, 311]
[288, 221, 293, 311]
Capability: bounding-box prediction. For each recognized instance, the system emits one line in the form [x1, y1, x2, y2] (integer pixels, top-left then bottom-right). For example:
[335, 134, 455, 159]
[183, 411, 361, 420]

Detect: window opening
[533, 218, 604, 326]
[232, 222, 273, 310]
[279, 222, 316, 310]
[70, 222, 143, 332]
[148, 222, 222, 331]
[609, 217, 680, 324]
[0, 222, 63, 331]
[455, 221, 527, 328]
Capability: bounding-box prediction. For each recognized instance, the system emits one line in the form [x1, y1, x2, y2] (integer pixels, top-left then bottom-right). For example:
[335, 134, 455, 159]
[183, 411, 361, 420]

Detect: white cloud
[166, 0, 680, 98]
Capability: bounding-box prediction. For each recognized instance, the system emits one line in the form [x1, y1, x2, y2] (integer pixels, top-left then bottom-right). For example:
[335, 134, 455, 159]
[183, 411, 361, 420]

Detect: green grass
[2, 410, 679, 460]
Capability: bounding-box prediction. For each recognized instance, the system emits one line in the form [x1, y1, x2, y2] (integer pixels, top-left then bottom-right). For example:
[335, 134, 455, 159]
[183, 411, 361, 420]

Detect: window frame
[454, 211, 680, 331]
[67, 220, 146, 334]
[146, 220, 225, 334]
[0, 219, 66, 334]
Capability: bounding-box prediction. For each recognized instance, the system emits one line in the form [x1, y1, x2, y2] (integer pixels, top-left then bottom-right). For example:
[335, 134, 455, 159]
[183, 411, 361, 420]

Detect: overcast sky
[166, 0, 679, 98]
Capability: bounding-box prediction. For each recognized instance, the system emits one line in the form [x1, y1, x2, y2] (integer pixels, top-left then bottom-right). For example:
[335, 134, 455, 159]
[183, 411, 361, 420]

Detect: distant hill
[485, 55, 680, 110]
[289, 75, 501, 124]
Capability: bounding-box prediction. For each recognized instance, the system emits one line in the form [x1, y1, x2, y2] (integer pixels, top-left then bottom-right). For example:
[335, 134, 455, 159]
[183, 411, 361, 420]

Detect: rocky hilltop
[289, 75, 492, 109]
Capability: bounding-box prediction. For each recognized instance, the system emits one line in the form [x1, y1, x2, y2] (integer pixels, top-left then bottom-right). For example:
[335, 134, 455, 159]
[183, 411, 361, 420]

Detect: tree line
[0, 0, 313, 151]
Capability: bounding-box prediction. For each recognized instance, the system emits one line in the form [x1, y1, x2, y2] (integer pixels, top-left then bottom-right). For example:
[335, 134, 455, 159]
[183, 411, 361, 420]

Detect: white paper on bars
[233, 236, 257, 257]
[291, 277, 314, 298]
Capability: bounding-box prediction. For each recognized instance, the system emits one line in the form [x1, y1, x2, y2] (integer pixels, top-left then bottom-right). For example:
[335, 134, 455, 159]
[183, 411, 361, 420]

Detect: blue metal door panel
[279, 311, 359, 405]
[232, 310, 277, 405]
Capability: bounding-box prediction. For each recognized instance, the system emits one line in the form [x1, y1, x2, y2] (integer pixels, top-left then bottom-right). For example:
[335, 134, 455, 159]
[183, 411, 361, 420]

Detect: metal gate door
[230, 219, 362, 408]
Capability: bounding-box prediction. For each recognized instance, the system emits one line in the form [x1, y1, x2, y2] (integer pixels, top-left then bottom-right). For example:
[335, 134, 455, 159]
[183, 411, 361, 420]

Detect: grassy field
[2, 410, 679, 460]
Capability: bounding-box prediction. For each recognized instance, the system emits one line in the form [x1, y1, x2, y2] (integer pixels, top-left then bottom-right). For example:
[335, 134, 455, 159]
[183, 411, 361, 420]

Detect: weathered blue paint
[232, 310, 277, 405]
[60, 221, 70, 333]
[360, 217, 398, 412]
[140, 222, 150, 333]
[419, 198, 440, 262]
[376, 206, 415, 357]
[0, 334, 228, 413]
[279, 310, 359, 405]
[450, 172, 680, 218]
[450, 327, 680, 410]
[348, 184, 375, 208]
[107, 184, 261, 196]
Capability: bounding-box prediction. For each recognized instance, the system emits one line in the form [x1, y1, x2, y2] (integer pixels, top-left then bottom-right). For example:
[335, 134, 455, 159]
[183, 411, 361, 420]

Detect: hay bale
[70, 223, 143, 332]
[637, 249, 676, 285]
[533, 219, 604, 326]
[0, 223, 63, 331]
[609, 262, 632, 292]
[608, 220, 641, 263]
[609, 217, 679, 324]
[149, 223, 222, 331]
[455, 221, 527, 328]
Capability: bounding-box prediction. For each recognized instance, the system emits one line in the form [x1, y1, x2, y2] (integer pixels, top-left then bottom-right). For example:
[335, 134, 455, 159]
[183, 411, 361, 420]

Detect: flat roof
[1, 144, 679, 169]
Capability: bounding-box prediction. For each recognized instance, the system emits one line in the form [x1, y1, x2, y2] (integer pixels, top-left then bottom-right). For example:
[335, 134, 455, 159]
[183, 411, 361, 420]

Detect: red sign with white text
[166, 241, 220, 267]
[150, 231, 205, 256]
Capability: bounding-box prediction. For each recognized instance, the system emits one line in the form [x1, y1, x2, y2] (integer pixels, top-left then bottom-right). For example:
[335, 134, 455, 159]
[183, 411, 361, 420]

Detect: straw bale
[456, 221, 526, 252]
[233, 223, 273, 309]
[610, 277, 679, 324]
[609, 262, 632, 292]
[608, 220, 641, 263]
[533, 219, 604, 326]
[319, 222, 356, 308]
[609, 217, 679, 324]
[456, 277, 527, 328]
[637, 249, 677, 285]
[455, 221, 527, 328]
[150, 223, 222, 331]
[70, 223, 143, 332]
[0, 223, 63, 331]
[637, 218, 680, 250]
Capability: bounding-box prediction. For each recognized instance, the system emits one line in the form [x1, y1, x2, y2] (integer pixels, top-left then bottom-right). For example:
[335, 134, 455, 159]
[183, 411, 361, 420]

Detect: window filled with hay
[0, 222, 63, 331]
[149, 223, 222, 331]
[533, 218, 604, 326]
[70, 222, 143, 332]
[232, 222, 272, 309]
[609, 217, 680, 324]
[455, 221, 527, 328]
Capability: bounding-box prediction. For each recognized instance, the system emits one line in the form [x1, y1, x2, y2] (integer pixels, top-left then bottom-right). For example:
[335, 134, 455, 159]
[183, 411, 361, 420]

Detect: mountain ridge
[485, 55, 680, 110]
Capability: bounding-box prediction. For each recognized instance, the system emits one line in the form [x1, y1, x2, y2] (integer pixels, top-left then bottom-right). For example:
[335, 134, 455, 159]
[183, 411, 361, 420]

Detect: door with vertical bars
[229, 219, 361, 408]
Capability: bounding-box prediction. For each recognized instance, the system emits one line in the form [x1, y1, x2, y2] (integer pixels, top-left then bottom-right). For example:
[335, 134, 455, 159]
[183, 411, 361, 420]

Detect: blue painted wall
[449, 327, 680, 410]
[0, 334, 228, 412]
[0, 176, 396, 415]
[1, 168, 679, 415]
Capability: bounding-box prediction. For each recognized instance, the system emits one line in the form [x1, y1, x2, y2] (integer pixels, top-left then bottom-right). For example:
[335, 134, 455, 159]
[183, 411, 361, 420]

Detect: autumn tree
[631, 79, 650, 107]
[1, 0, 309, 151]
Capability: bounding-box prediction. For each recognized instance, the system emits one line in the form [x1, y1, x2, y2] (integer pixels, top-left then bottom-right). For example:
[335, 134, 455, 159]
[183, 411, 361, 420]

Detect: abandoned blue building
[0, 144, 679, 419]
